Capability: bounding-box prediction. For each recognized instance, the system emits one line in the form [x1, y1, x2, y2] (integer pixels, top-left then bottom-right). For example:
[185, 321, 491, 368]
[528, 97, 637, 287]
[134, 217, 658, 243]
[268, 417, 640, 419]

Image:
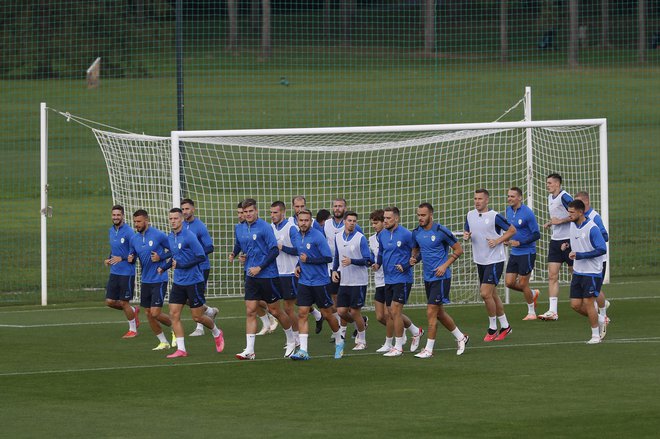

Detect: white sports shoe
[376, 343, 392, 353]
[284, 341, 297, 358]
[538, 310, 559, 321]
[456, 334, 469, 356]
[410, 328, 424, 352]
[235, 350, 256, 360]
[352, 342, 367, 351]
[256, 324, 270, 336]
[189, 327, 205, 336]
[268, 314, 279, 332]
[605, 300, 611, 309]
[383, 347, 403, 357]
[414, 348, 433, 359]
[209, 307, 219, 319]
[599, 318, 608, 340]
[402, 332, 408, 346]
[587, 336, 601, 345]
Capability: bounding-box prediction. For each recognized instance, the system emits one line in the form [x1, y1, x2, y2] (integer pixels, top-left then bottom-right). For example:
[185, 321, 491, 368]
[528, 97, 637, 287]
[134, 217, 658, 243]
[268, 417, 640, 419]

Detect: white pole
[40, 103, 48, 306]
[172, 132, 181, 207]
[600, 121, 610, 284]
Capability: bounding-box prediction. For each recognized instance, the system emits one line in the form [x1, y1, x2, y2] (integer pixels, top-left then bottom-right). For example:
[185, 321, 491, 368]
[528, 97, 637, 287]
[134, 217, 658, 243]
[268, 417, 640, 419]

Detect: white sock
[211, 325, 221, 337]
[300, 334, 309, 352]
[394, 336, 403, 350]
[260, 314, 270, 327]
[488, 316, 497, 330]
[246, 334, 256, 353]
[425, 338, 436, 351]
[357, 330, 366, 344]
[311, 308, 322, 321]
[157, 332, 167, 343]
[128, 306, 137, 331]
[384, 336, 393, 347]
[498, 314, 510, 329]
[284, 327, 294, 343]
[451, 327, 464, 341]
[293, 330, 300, 342]
[591, 326, 599, 338]
[333, 331, 342, 345]
[598, 307, 607, 317]
[407, 322, 420, 336]
[204, 306, 214, 317]
[339, 325, 347, 340]
[334, 312, 341, 325]
[176, 337, 186, 352]
[549, 297, 558, 313]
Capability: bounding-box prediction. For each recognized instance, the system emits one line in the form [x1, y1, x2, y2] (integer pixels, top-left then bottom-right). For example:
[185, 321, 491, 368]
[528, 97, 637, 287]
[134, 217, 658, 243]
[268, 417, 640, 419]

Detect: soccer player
[181, 199, 219, 336]
[127, 210, 173, 350]
[369, 209, 418, 353]
[563, 200, 607, 344]
[161, 208, 225, 358]
[287, 196, 325, 332]
[574, 190, 611, 337]
[233, 201, 277, 336]
[315, 209, 331, 228]
[539, 173, 574, 321]
[103, 205, 139, 339]
[464, 189, 517, 342]
[289, 209, 342, 360]
[332, 211, 370, 353]
[230, 199, 297, 360]
[372, 206, 424, 357]
[410, 203, 469, 358]
[503, 187, 542, 320]
[270, 201, 301, 344]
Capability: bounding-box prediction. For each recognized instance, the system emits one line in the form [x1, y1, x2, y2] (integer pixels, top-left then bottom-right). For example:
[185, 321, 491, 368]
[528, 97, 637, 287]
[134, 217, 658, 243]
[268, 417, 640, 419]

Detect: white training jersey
[335, 231, 369, 286]
[548, 190, 571, 241]
[324, 218, 345, 274]
[272, 219, 298, 275]
[466, 209, 507, 265]
[570, 220, 606, 275]
[369, 233, 385, 288]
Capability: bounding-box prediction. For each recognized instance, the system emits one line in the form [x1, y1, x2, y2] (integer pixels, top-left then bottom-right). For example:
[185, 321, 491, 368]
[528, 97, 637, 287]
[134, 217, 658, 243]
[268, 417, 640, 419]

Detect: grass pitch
[1, 277, 659, 438]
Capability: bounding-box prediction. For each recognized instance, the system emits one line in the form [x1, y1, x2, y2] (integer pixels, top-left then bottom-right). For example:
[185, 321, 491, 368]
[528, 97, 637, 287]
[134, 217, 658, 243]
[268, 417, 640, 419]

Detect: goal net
[94, 120, 608, 305]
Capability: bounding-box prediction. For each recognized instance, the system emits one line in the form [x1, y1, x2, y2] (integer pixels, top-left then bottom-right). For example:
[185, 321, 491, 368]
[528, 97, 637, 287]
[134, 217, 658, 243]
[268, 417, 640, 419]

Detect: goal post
[92, 118, 608, 306]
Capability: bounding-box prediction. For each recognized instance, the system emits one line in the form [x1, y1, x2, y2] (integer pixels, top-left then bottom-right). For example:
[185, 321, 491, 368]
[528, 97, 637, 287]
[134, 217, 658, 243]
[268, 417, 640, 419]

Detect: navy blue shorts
[548, 239, 573, 266]
[169, 281, 206, 308]
[327, 276, 340, 296]
[385, 282, 413, 305]
[278, 276, 298, 300]
[374, 286, 386, 304]
[601, 261, 607, 279]
[506, 253, 536, 276]
[297, 283, 334, 308]
[424, 278, 451, 305]
[337, 285, 367, 309]
[477, 262, 504, 285]
[105, 274, 135, 301]
[570, 274, 602, 299]
[244, 276, 282, 304]
[140, 281, 167, 308]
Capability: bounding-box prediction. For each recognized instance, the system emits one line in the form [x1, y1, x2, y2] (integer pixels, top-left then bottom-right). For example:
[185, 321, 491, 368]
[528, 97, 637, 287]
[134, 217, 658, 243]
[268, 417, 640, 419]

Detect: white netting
[94, 122, 605, 305]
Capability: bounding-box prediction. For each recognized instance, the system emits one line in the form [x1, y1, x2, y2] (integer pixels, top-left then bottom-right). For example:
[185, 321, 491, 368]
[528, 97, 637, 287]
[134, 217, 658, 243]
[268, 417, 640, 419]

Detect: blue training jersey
[505, 203, 540, 256]
[235, 218, 279, 278]
[129, 226, 169, 283]
[297, 227, 333, 286]
[185, 217, 214, 271]
[108, 223, 135, 276]
[166, 228, 205, 286]
[377, 224, 414, 284]
[412, 222, 457, 282]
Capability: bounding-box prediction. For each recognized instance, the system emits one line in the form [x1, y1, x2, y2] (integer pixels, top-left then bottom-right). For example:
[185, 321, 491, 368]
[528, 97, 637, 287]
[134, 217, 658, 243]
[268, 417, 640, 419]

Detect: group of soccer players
[104, 173, 611, 361]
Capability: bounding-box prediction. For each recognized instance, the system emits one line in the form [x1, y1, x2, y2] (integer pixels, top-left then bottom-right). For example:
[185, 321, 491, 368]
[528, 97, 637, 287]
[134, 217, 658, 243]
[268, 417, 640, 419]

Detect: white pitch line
[0, 315, 245, 328]
[0, 336, 658, 378]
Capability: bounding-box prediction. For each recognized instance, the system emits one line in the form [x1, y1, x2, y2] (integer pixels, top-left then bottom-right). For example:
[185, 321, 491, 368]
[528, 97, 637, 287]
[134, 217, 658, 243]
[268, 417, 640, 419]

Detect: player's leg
[189, 281, 225, 353]
[192, 268, 212, 335]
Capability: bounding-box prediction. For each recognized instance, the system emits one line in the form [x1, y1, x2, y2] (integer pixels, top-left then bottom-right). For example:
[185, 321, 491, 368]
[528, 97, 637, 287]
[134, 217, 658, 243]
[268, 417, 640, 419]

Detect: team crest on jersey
[518, 219, 522, 225]
[306, 243, 311, 249]
[252, 234, 257, 240]
[120, 238, 125, 244]
[431, 235, 436, 242]
[485, 219, 490, 225]
[149, 240, 153, 247]
[350, 245, 355, 250]
[396, 241, 401, 247]
[178, 243, 182, 249]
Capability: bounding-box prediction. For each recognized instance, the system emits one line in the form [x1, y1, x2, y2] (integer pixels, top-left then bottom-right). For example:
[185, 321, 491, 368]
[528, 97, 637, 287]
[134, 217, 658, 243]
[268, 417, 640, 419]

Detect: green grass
[1, 278, 659, 438]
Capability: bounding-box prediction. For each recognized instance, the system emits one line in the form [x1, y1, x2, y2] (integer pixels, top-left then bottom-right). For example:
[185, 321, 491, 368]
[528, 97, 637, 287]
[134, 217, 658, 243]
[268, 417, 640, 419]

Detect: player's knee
[505, 278, 517, 289]
[570, 301, 582, 312]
